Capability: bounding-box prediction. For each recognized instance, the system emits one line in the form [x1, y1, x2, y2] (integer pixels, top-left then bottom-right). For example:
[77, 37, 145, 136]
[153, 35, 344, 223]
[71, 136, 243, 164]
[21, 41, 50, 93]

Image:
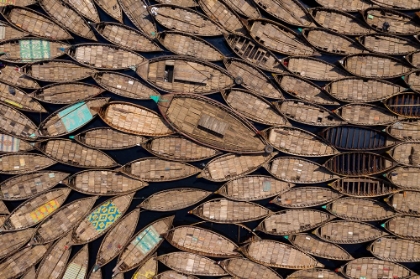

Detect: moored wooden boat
[0, 20, 28, 42]
[199, 0, 246, 34]
[0, 103, 38, 140]
[198, 152, 278, 182]
[358, 34, 419, 55]
[74, 127, 146, 150]
[0, 228, 36, 259]
[31, 82, 104, 104]
[406, 50, 420, 68]
[62, 244, 89, 279]
[271, 187, 341, 208]
[0, 133, 33, 153]
[369, 236, 420, 262]
[64, 0, 99, 22]
[389, 142, 420, 166]
[0, 200, 9, 214]
[131, 256, 158, 279]
[334, 103, 399, 125]
[136, 55, 233, 94]
[370, 0, 420, 9]
[35, 139, 119, 168]
[384, 92, 420, 118]
[383, 215, 420, 240]
[0, 82, 45, 112]
[385, 166, 420, 190]
[385, 191, 420, 216]
[386, 119, 420, 141]
[118, 0, 156, 37]
[314, 0, 373, 13]
[0, 65, 40, 89]
[165, 225, 240, 258]
[362, 8, 420, 35]
[99, 101, 173, 137]
[21, 267, 36, 279]
[405, 71, 420, 93]
[329, 176, 400, 198]
[287, 268, 344, 279]
[223, 0, 260, 17]
[220, 258, 282, 279]
[154, 271, 198, 279]
[265, 156, 339, 184]
[93, 0, 122, 22]
[0, 153, 56, 175]
[155, 93, 269, 154]
[189, 198, 270, 224]
[155, 0, 197, 7]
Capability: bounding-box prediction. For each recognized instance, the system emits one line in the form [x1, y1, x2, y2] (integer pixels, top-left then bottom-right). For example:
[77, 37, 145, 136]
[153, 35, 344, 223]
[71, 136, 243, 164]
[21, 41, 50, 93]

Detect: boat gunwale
[362, 7, 420, 35]
[383, 91, 420, 118]
[384, 191, 420, 216]
[0, 152, 56, 175]
[220, 258, 282, 279]
[270, 186, 343, 208]
[368, 236, 420, 262]
[117, 0, 158, 38]
[404, 70, 420, 93]
[357, 33, 420, 56]
[93, 0, 123, 22]
[313, 0, 373, 12]
[335, 103, 399, 126]
[385, 119, 420, 142]
[0, 228, 37, 260]
[388, 141, 420, 166]
[405, 50, 420, 70]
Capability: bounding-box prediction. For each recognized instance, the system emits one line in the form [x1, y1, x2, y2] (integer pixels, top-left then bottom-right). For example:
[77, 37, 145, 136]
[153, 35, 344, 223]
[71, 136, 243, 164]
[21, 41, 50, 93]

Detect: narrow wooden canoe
[385, 191, 420, 216]
[93, 209, 141, 271]
[99, 101, 173, 136]
[287, 268, 344, 279]
[39, 0, 96, 41]
[155, 93, 269, 154]
[0, 65, 40, 89]
[31, 196, 97, 245]
[362, 8, 420, 35]
[288, 233, 354, 261]
[0, 20, 28, 42]
[0, 133, 33, 153]
[148, 4, 222, 36]
[136, 55, 233, 94]
[0, 171, 69, 201]
[265, 156, 339, 184]
[72, 193, 134, 245]
[139, 188, 212, 212]
[36, 139, 119, 168]
[31, 82, 104, 104]
[64, 0, 99, 22]
[189, 198, 270, 224]
[154, 271, 198, 279]
[118, 0, 156, 37]
[0, 81, 46, 113]
[199, 0, 246, 34]
[308, 8, 374, 35]
[21, 59, 96, 83]
[383, 215, 420, 240]
[62, 245, 89, 279]
[256, 209, 334, 235]
[314, 0, 372, 12]
[67, 43, 145, 70]
[369, 236, 420, 262]
[339, 53, 413, 79]
[405, 71, 420, 93]
[338, 258, 414, 279]
[0, 228, 36, 259]
[282, 56, 350, 81]
[389, 142, 420, 166]
[199, 152, 277, 182]
[384, 92, 420, 118]
[157, 31, 223, 61]
[329, 176, 400, 198]
[0, 188, 70, 231]
[155, 0, 197, 7]
[314, 220, 387, 244]
[75, 127, 146, 150]
[324, 77, 406, 103]
[319, 126, 398, 151]
[263, 126, 339, 157]
[406, 50, 420, 68]
[222, 0, 260, 18]
[239, 239, 324, 269]
[38, 98, 109, 137]
[131, 256, 158, 279]
[271, 187, 342, 208]
[93, 22, 161, 52]
[93, 0, 123, 22]
[121, 157, 200, 182]
[358, 34, 419, 55]
[64, 170, 147, 196]
[113, 216, 174, 276]
[221, 89, 289, 126]
[334, 103, 399, 125]
[220, 258, 282, 279]
[0, 103, 38, 140]
[326, 197, 396, 221]
[0, 153, 56, 175]
[165, 225, 240, 258]
[386, 119, 420, 141]
[223, 57, 284, 99]
[385, 166, 420, 190]
[217, 175, 293, 201]
[0, 6, 73, 40]
[22, 267, 36, 279]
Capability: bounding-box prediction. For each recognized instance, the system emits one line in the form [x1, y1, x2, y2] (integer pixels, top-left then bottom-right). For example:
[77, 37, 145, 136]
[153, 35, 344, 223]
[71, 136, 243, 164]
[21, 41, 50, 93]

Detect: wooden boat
[21, 267, 36, 279]
[0, 153, 56, 175]
[131, 256, 158, 279]
[0, 103, 38, 140]
[155, 93, 269, 154]
[383, 215, 420, 240]
[314, 0, 373, 12]
[0, 243, 50, 279]
[224, 33, 284, 73]
[239, 239, 323, 269]
[309, 8, 374, 35]
[72, 193, 134, 245]
[389, 142, 420, 166]
[369, 236, 420, 262]
[36, 139, 119, 169]
[74, 127, 146, 150]
[67, 43, 144, 70]
[256, 209, 333, 235]
[385, 191, 420, 216]
[93, 0, 123, 22]
[223, 57, 284, 99]
[0, 228, 36, 259]
[288, 233, 353, 261]
[334, 104, 399, 125]
[0, 65, 39, 89]
[253, 0, 315, 27]
[385, 166, 420, 190]
[31, 82, 104, 104]
[329, 176, 400, 198]
[287, 268, 344, 279]
[0, 214, 6, 227]
[31, 196, 97, 245]
[363, 8, 420, 35]
[265, 156, 339, 184]
[358, 34, 419, 55]
[217, 175, 293, 202]
[370, 0, 420, 9]
[324, 77, 406, 103]
[139, 188, 211, 212]
[0, 171, 69, 201]
[0, 133, 33, 153]
[136, 55, 233, 95]
[117, 0, 156, 37]
[222, 0, 260, 18]
[88, 267, 102, 279]
[263, 126, 339, 157]
[62, 245, 89, 279]
[405, 71, 420, 93]
[64, 170, 147, 196]
[0, 200, 9, 214]
[154, 271, 199, 279]
[222, 89, 289, 126]
[0, 188, 70, 231]
[406, 50, 420, 68]
[155, 0, 197, 7]
[0, 20, 28, 42]
[314, 220, 387, 244]
[340, 54, 413, 79]
[338, 258, 414, 279]
[198, 152, 278, 182]
[38, 98, 109, 137]
[99, 101, 173, 137]
[113, 216, 174, 276]
[189, 198, 270, 224]
[273, 74, 338, 105]
[326, 197, 396, 221]
[121, 158, 200, 182]
[274, 99, 345, 127]
[165, 225, 240, 258]
[220, 258, 282, 279]
[64, 0, 99, 22]
[384, 92, 420, 118]
[0, 82, 45, 113]
[147, 4, 222, 37]
[93, 22, 161, 52]
[199, 0, 246, 34]
[271, 187, 341, 208]
[157, 31, 223, 61]
[0, 6, 73, 40]
[386, 119, 420, 141]
[93, 209, 141, 272]
[320, 126, 398, 151]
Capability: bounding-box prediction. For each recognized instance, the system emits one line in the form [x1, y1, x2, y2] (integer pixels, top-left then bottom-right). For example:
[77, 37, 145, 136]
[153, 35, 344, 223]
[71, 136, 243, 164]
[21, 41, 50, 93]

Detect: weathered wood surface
[94, 0, 123, 22]
[287, 268, 344, 279]
[339, 258, 414, 279]
[0, 103, 38, 140]
[314, 0, 373, 12]
[385, 191, 420, 216]
[384, 92, 420, 118]
[130, 256, 158, 279]
[154, 271, 199, 279]
[0, 65, 40, 89]
[358, 34, 419, 55]
[386, 166, 420, 190]
[406, 50, 420, 68]
[0, 81, 46, 113]
[363, 7, 420, 35]
[118, 0, 156, 37]
[405, 71, 420, 93]
[0, 228, 36, 259]
[335, 103, 399, 125]
[271, 186, 342, 208]
[389, 142, 420, 166]
[64, 0, 100, 22]
[223, 0, 260, 18]
[384, 215, 420, 240]
[0, 133, 33, 153]
[199, 0, 246, 34]
[329, 176, 400, 198]
[220, 258, 282, 279]
[0, 153, 56, 175]
[62, 244, 89, 279]
[369, 236, 420, 262]
[386, 119, 420, 141]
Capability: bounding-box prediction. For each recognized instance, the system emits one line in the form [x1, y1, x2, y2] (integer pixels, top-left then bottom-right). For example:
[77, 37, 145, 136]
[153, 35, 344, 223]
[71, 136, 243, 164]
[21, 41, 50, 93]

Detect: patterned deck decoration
[0, 134, 20, 152]
[62, 263, 86, 279]
[19, 40, 51, 62]
[57, 102, 93, 132]
[88, 201, 121, 232]
[132, 226, 162, 254]
[30, 199, 59, 222]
